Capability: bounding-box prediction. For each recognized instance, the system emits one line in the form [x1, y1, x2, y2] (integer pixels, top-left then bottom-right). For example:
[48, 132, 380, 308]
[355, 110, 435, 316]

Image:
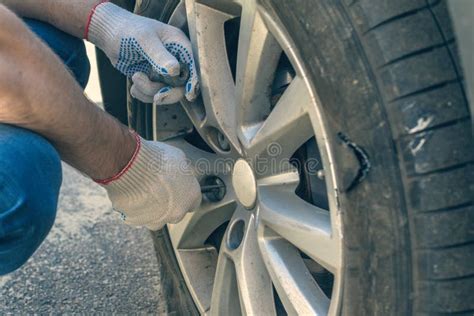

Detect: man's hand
[97, 134, 202, 231]
[86, 2, 199, 105]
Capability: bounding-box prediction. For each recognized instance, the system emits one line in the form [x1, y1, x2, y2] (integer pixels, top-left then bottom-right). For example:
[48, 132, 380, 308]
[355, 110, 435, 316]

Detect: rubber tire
[96, 0, 135, 126]
[131, 0, 474, 314]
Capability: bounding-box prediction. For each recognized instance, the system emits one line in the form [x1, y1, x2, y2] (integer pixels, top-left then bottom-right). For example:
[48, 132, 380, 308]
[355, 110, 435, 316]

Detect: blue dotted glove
[86, 2, 199, 104]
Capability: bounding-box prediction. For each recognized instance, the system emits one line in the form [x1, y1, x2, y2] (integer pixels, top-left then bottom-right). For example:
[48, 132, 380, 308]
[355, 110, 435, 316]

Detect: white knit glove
[85, 1, 199, 104]
[96, 134, 202, 231]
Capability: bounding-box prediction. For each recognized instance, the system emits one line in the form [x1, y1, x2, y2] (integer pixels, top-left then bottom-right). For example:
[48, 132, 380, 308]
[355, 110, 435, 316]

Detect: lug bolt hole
[207, 127, 231, 152]
[217, 132, 230, 151]
[227, 219, 245, 250]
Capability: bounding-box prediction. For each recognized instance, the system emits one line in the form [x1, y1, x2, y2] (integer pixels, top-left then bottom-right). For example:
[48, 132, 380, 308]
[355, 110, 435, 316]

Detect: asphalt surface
[0, 165, 166, 314]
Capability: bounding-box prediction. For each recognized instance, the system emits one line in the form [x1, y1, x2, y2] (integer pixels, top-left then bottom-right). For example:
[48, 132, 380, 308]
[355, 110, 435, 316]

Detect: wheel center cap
[232, 159, 257, 209]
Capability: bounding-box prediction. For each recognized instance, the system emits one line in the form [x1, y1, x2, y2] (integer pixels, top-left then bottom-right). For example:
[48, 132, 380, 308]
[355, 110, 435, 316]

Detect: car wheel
[129, 0, 474, 314]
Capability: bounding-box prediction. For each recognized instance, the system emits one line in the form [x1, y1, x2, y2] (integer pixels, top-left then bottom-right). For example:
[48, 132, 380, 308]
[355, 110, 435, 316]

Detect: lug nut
[217, 131, 230, 151]
[201, 176, 226, 202]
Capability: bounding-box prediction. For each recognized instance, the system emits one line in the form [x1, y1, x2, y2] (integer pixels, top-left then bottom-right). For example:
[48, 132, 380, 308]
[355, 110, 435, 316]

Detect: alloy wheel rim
[153, 1, 344, 314]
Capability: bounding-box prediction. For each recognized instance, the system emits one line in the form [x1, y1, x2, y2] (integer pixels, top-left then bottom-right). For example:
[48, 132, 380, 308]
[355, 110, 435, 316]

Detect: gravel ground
[0, 165, 166, 314]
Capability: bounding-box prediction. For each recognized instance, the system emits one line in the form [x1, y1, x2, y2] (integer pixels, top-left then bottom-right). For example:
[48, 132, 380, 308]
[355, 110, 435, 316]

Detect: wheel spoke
[185, 0, 240, 150]
[174, 246, 219, 313]
[210, 208, 275, 315]
[168, 194, 236, 249]
[210, 253, 242, 316]
[233, 210, 275, 315]
[235, 1, 282, 131]
[168, 0, 187, 29]
[258, 230, 330, 315]
[258, 184, 340, 273]
[246, 77, 314, 164]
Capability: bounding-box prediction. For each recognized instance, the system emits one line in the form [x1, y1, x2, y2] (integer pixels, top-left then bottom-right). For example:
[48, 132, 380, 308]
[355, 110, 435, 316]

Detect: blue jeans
[0, 19, 90, 275]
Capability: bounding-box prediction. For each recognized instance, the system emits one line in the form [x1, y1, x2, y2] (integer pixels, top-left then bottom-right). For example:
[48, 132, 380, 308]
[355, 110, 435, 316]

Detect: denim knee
[24, 18, 91, 88]
[0, 124, 62, 275]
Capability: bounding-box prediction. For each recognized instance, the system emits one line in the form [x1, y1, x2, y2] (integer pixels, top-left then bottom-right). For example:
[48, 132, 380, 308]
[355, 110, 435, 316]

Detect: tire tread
[346, 0, 474, 313]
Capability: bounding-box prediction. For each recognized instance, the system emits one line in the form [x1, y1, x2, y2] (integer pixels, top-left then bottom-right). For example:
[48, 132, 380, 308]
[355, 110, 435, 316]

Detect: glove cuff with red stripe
[97, 133, 201, 231]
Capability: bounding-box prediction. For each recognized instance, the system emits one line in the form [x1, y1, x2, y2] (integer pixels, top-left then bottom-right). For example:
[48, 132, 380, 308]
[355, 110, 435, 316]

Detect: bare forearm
[0, 0, 101, 38]
[0, 5, 135, 180]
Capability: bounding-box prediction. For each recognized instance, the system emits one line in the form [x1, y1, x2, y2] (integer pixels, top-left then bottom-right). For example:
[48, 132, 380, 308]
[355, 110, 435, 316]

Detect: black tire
[96, 0, 135, 126]
[96, 48, 129, 125]
[130, 0, 474, 314]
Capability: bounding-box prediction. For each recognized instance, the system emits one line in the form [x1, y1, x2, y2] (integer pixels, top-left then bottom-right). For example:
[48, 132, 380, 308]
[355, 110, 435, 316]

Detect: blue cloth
[0, 19, 90, 275]
[24, 19, 91, 89]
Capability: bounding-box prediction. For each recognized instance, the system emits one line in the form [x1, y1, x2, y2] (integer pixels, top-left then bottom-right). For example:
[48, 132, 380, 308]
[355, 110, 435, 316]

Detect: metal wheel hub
[153, 1, 344, 315]
[232, 159, 257, 209]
